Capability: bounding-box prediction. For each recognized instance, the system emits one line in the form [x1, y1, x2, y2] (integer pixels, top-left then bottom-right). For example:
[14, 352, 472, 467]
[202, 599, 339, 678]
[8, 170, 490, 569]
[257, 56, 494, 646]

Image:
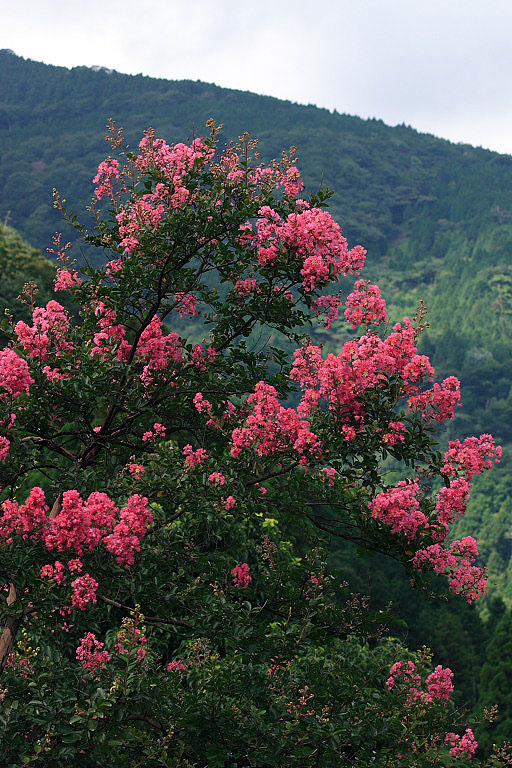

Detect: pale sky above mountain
[3, 0, 512, 154]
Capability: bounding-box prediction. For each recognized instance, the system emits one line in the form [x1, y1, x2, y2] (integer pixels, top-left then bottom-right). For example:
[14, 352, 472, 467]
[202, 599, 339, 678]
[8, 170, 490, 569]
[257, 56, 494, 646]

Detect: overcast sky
[3, 0, 512, 154]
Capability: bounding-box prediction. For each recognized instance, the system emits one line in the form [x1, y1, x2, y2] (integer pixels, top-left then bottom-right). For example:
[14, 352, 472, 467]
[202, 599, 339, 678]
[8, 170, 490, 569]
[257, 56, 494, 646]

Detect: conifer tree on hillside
[477, 609, 512, 754]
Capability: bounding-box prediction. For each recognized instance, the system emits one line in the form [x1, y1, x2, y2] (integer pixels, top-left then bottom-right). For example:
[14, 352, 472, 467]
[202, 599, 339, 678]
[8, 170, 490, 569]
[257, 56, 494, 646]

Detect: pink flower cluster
[434, 478, 471, 539]
[128, 463, 145, 479]
[167, 659, 187, 673]
[93, 158, 121, 200]
[281, 166, 304, 197]
[290, 319, 434, 424]
[344, 280, 388, 329]
[91, 302, 131, 360]
[183, 444, 209, 469]
[135, 130, 211, 207]
[70, 573, 98, 610]
[54, 269, 82, 292]
[409, 376, 461, 423]
[234, 278, 261, 298]
[249, 206, 366, 289]
[104, 494, 153, 566]
[1, 486, 48, 543]
[0, 488, 153, 568]
[0, 348, 33, 399]
[442, 434, 502, 479]
[142, 422, 166, 442]
[174, 292, 197, 317]
[311, 295, 342, 329]
[190, 343, 217, 370]
[116, 195, 165, 253]
[209, 472, 226, 485]
[137, 316, 184, 384]
[193, 392, 213, 416]
[76, 632, 111, 670]
[382, 421, 406, 446]
[387, 660, 453, 706]
[319, 467, 337, 486]
[445, 729, 478, 761]
[230, 381, 321, 462]
[15, 301, 73, 360]
[369, 480, 427, 540]
[413, 537, 486, 603]
[232, 562, 252, 588]
[0, 436, 10, 461]
[40, 560, 66, 585]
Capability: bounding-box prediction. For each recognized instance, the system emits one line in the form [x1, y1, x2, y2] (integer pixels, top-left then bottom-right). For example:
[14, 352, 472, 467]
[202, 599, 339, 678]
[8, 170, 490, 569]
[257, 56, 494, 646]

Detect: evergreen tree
[477, 609, 512, 754]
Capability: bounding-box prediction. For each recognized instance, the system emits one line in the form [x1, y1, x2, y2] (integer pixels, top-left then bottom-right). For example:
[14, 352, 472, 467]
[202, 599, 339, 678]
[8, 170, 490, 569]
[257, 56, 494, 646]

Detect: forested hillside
[2, 48, 512, 751]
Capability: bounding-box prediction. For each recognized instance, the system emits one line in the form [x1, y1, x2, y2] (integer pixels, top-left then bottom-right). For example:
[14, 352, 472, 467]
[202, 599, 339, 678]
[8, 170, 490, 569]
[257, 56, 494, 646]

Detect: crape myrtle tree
[0, 120, 506, 767]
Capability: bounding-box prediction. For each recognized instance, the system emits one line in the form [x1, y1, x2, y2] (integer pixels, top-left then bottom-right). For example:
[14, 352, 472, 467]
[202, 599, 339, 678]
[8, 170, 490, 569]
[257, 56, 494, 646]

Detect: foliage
[0, 223, 59, 326]
[0, 121, 506, 766]
[476, 608, 512, 755]
[1, 54, 512, 603]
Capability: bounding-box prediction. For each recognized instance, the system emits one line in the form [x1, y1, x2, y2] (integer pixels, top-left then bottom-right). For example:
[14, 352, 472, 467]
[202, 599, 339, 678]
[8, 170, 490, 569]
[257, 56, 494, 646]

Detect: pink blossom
[223, 495, 236, 510]
[183, 444, 209, 469]
[386, 660, 453, 707]
[54, 269, 82, 292]
[93, 158, 120, 199]
[193, 392, 213, 415]
[232, 562, 252, 588]
[281, 166, 304, 197]
[209, 472, 226, 485]
[234, 278, 261, 298]
[76, 632, 111, 670]
[413, 537, 486, 603]
[445, 729, 478, 761]
[370, 481, 427, 540]
[382, 421, 406, 446]
[40, 560, 66, 585]
[442, 434, 502, 479]
[104, 495, 153, 566]
[319, 467, 337, 486]
[128, 463, 145, 479]
[230, 381, 321, 461]
[0, 348, 34, 398]
[167, 660, 186, 673]
[106, 259, 124, 277]
[0, 486, 48, 543]
[0, 436, 10, 461]
[434, 478, 471, 539]
[253, 206, 366, 288]
[190, 344, 217, 370]
[311, 295, 342, 329]
[344, 280, 388, 329]
[15, 301, 72, 360]
[425, 665, 454, 702]
[175, 292, 197, 317]
[137, 316, 183, 370]
[409, 376, 461, 422]
[70, 573, 98, 610]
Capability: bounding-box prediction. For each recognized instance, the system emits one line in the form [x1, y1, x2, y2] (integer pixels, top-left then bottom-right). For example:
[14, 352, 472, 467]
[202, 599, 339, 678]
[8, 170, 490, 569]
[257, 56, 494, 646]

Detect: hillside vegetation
[1, 50, 511, 612]
[2, 50, 512, 738]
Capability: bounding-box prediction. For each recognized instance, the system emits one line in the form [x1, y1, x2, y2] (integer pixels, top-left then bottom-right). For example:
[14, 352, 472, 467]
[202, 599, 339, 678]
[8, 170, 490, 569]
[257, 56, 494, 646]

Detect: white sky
[2, 0, 512, 154]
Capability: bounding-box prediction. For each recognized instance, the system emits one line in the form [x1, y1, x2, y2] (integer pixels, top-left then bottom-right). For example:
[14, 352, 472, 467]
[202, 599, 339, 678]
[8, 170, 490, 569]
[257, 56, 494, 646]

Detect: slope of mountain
[0, 222, 57, 325]
[1, 49, 511, 613]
